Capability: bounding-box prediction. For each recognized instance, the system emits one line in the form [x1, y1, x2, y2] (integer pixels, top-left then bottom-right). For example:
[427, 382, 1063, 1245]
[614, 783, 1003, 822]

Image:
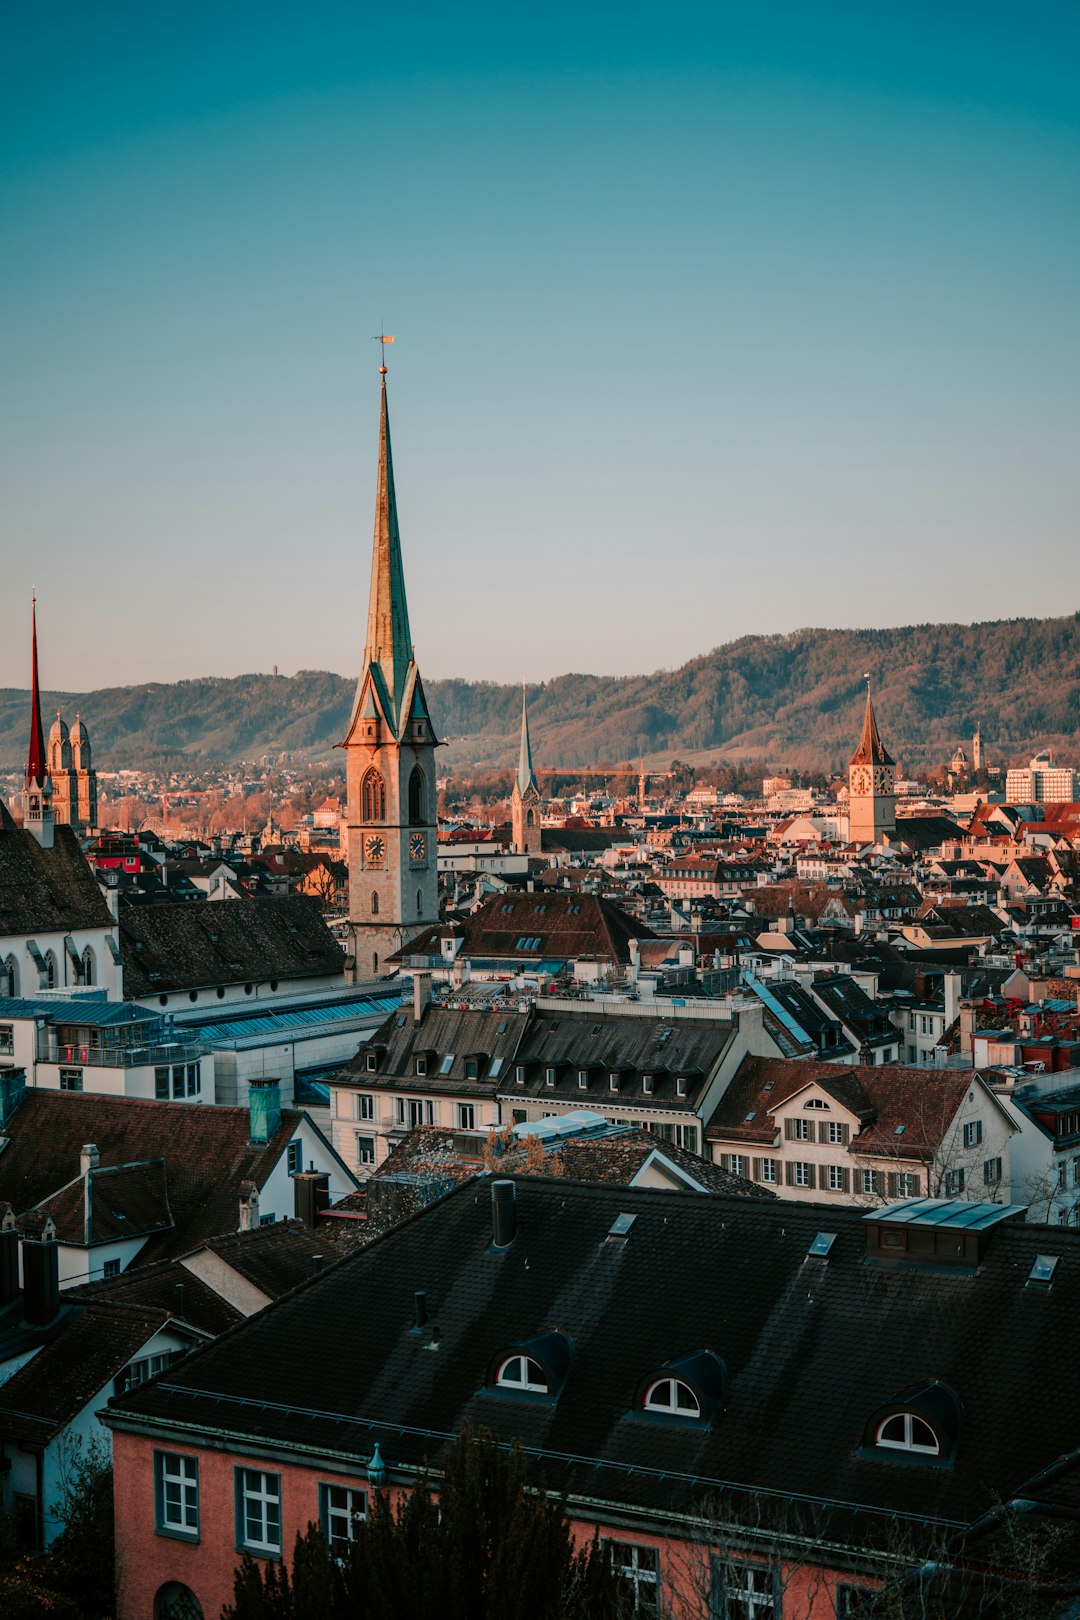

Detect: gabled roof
[340, 1004, 530, 1091]
[0, 822, 114, 937]
[0, 1091, 308, 1263]
[118, 894, 344, 994]
[396, 891, 654, 968]
[35, 1159, 172, 1247]
[107, 1176, 1080, 1538]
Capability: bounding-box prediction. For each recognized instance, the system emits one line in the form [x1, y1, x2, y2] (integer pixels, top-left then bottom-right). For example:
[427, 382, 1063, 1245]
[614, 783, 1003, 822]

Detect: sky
[1, 1, 1078, 692]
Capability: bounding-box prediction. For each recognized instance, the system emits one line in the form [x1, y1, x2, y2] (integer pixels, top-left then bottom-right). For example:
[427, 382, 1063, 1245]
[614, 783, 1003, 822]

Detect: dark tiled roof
[195, 1220, 337, 1297]
[886, 817, 965, 852]
[0, 1301, 178, 1442]
[0, 1091, 302, 1263]
[540, 1134, 772, 1198]
[341, 1005, 530, 1092]
[36, 1159, 172, 1246]
[0, 823, 113, 935]
[66, 1257, 243, 1336]
[399, 892, 653, 967]
[118, 894, 344, 995]
[108, 1177, 1080, 1538]
[505, 1005, 735, 1109]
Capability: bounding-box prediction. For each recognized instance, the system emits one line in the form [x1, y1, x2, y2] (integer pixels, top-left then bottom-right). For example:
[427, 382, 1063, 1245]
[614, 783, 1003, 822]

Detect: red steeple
[25, 596, 47, 789]
[849, 683, 895, 769]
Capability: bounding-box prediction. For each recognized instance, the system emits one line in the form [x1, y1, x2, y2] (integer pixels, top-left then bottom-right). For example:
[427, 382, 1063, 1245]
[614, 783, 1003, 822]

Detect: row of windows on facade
[157, 982, 280, 1007]
[359, 766, 427, 825]
[151, 1453, 867, 1618]
[720, 1154, 1002, 1195]
[782, 1115, 987, 1150]
[1, 946, 97, 996]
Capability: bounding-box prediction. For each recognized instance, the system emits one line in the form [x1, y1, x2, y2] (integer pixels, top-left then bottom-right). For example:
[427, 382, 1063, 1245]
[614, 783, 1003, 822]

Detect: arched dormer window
[643, 1377, 700, 1417]
[864, 1382, 960, 1463]
[408, 766, 426, 825]
[82, 946, 95, 986]
[496, 1354, 548, 1393]
[361, 769, 386, 823]
[490, 1331, 572, 1399]
[636, 1350, 726, 1425]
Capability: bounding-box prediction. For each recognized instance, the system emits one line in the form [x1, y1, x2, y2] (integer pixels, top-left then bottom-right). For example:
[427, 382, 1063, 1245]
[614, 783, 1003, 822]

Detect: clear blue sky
[2, 1, 1077, 691]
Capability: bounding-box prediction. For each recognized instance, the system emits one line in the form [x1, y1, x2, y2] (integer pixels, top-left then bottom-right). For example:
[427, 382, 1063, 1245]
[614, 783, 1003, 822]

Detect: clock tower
[340, 360, 440, 980]
[847, 681, 896, 845]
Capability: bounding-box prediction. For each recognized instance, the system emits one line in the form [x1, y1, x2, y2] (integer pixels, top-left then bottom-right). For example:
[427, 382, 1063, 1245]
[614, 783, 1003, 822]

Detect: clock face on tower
[874, 768, 892, 793]
[409, 832, 426, 862]
[851, 767, 871, 796]
[364, 834, 385, 863]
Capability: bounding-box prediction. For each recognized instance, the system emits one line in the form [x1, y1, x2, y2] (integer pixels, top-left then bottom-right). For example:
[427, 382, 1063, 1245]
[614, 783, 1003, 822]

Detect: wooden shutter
[840, 1122, 850, 1145]
[752, 1157, 762, 1180]
[908, 1172, 920, 1196]
[887, 1172, 899, 1198]
[719, 1153, 730, 1171]
[841, 1166, 850, 1193]
[806, 1163, 816, 1189]
[818, 1122, 832, 1144]
[784, 1118, 796, 1141]
[785, 1161, 795, 1186]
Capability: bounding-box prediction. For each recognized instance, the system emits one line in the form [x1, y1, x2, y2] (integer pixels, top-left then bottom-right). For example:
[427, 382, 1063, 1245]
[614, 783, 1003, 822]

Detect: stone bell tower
[848, 680, 896, 845]
[339, 355, 440, 980]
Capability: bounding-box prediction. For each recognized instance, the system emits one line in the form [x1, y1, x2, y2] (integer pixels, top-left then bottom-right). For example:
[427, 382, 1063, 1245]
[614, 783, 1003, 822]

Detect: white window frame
[875, 1412, 939, 1455]
[356, 1094, 374, 1121]
[861, 1168, 878, 1194]
[319, 1482, 367, 1552]
[606, 1539, 659, 1615]
[759, 1159, 777, 1184]
[155, 1450, 199, 1540]
[457, 1103, 475, 1130]
[827, 1165, 845, 1192]
[715, 1559, 778, 1616]
[495, 1353, 548, 1393]
[730, 1154, 745, 1177]
[355, 1133, 376, 1166]
[963, 1120, 983, 1148]
[235, 1467, 282, 1556]
[642, 1376, 700, 1417]
[793, 1162, 811, 1188]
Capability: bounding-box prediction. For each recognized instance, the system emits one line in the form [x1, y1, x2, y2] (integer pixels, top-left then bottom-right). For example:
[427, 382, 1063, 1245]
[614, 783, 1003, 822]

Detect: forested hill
[1, 615, 1077, 773]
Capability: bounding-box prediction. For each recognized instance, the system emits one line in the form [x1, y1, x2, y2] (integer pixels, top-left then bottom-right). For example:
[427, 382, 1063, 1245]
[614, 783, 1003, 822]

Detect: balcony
[36, 1031, 207, 1070]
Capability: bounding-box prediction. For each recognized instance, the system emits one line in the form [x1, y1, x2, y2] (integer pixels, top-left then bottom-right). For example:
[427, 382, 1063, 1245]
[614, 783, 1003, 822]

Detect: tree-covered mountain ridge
[1, 614, 1077, 774]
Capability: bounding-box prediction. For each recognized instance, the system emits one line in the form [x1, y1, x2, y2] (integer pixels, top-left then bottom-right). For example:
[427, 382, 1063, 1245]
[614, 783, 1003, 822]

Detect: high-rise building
[1005, 753, 1078, 805]
[847, 683, 896, 845]
[339, 361, 439, 981]
[511, 685, 542, 856]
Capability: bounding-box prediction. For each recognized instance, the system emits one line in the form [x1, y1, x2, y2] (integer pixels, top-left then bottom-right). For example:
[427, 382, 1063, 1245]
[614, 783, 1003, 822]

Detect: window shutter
[840, 1122, 850, 1145]
[887, 1172, 898, 1198]
[784, 1118, 795, 1141]
[785, 1161, 795, 1186]
[806, 1163, 816, 1189]
[841, 1166, 850, 1193]
[752, 1157, 762, 1180]
[909, 1172, 920, 1196]
[818, 1121, 831, 1144]
[719, 1153, 730, 1171]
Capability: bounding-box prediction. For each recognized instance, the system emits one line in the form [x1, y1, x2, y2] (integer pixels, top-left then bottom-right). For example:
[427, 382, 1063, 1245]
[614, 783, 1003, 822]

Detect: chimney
[0, 1205, 19, 1307]
[293, 1170, 330, 1228]
[80, 1143, 100, 1178]
[248, 1079, 281, 1145]
[491, 1180, 516, 1248]
[414, 1289, 427, 1329]
[413, 973, 431, 1023]
[238, 1181, 260, 1231]
[22, 1216, 60, 1326]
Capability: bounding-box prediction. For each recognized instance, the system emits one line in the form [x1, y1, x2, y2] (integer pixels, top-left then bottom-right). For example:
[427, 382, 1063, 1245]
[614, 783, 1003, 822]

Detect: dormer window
[609, 1073, 620, 1092]
[515, 1065, 526, 1085]
[578, 1069, 588, 1089]
[365, 1052, 377, 1072]
[642, 1074, 654, 1094]
[804, 1098, 829, 1110]
[875, 1414, 938, 1455]
[643, 1377, 699, 1416]
[465, 1059, 479, 1080]
[415, 1057, 427, 1077]
[545, 1067, 556, 1087]
[496, 1354, 548, 1393]
[676, 1077, 687, 1098]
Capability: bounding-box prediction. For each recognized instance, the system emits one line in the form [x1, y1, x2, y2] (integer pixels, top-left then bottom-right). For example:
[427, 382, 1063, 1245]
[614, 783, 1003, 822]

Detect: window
[835, 1585, 863, 1619]
[896, 1173, 917, 1198]
[793, 1162, 811, 1188]
[259, 1214, 276, 1226]
[155, 1066, 170, 1100]
[371, 892, 379, 916]
[117, 1351, 178, 1394]
[415, 1056, 427, 1077]
[287, 1142, 302, 1176]
[944, 1168, 965, 1196]
[609, 1073, 620, 1092]
[155, 1452, 199, 1541]
[786, 1118, 812, 1141]
[826, 1121, 848, 1145]
[1058, 1163, 1067, 1190]
[416, 889, 423, 916]
[759, 1159, 778, 1184]
[319, 1483, 367, 1552]
[235, 1469, 282, 1556]
[643, 1377, 700, 1417]
[983, 1157, 1002, 1186]
[356, 1094, 374, 1121]
[457, 1103, 475, 1130]
[545, 1067, 556, 1087]
[59, 1068, 83, 1092]
[875, 1412, 939, 1455]
[495, 1354, 548, 1393]
[729, 1153, 745, 1177]
[673, 1124, 698, 1152]
[804, 1098, 828, 1110]
[827, 1165, 846, 1192]
[361, 769, 386, 822]
[861, 1169, 878, 1194]
[408, 766, 426, 825]
[1073, 1156, 1080, 1187]
[355, 1135, 376, 1166]
[963, 1120, 983, 1148]
[44, 950, 57, 989]
[578, 1069, 589, 1089]
[82, 946, 95, 986]
[676, 1077, 687, 1098]
[606, 1541, 659, 1615]
[103, 1258, 121, 1279]
[515, 1065, 526, 1084]
[714, 1560, 778, 1617]
[365, 1051, 377, 1072]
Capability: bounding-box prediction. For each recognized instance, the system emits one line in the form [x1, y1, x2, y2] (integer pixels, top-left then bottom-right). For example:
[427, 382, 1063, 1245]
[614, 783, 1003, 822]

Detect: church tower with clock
[847, 681, 896, 845]
[340, 358, 440, 980]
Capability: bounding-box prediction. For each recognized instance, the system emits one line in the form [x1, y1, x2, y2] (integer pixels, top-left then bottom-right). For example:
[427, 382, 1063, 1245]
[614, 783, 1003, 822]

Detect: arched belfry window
[526, 808, 534, 828]
[417, 889, 424, 916]
[362, 769, 386, 823]
[408, 766, 426, 825]
[371, 892, 380, 916]
[82, 946, 96, 986]
[2, 955, 17, 997]
[44, 950, 57, 990]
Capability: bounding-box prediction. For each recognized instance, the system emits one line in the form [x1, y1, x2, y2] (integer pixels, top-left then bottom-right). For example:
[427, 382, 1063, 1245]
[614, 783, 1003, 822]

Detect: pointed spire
[25, 595, 47, 789]
[364, 371, 414, 729]
[849, 680, 895, 768]
[516, 683, 539, 797]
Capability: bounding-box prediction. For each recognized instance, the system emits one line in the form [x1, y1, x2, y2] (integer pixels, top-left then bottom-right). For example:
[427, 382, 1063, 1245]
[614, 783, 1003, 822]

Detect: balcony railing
[36, 1034, 207, 1070]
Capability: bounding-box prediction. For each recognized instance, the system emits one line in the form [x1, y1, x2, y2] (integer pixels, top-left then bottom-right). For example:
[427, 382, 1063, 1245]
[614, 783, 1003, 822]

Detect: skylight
[807, 1232, 836, 1259]
[1028, 1254, 1058, 1287]
[439, 1054, 454, 1075]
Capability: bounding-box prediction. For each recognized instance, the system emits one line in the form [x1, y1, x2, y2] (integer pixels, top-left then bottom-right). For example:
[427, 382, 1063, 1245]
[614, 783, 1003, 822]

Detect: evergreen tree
[222, 1424, 628, 1620]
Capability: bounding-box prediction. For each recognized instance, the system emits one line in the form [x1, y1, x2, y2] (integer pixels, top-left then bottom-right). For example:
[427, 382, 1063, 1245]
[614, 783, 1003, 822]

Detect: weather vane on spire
[371, 330, 395, 376]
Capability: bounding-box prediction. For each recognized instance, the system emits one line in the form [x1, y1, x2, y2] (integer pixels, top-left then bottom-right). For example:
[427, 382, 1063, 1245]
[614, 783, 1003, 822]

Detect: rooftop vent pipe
[492, 1180, 516, 1248]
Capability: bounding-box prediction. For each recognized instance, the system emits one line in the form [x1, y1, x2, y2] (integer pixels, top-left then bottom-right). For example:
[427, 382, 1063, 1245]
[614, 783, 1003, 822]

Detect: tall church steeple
[847, 679, 895, 845]
[511, 684, 542, 856]
[340, 356, 440, 984]
[23, 596, 54, 846]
